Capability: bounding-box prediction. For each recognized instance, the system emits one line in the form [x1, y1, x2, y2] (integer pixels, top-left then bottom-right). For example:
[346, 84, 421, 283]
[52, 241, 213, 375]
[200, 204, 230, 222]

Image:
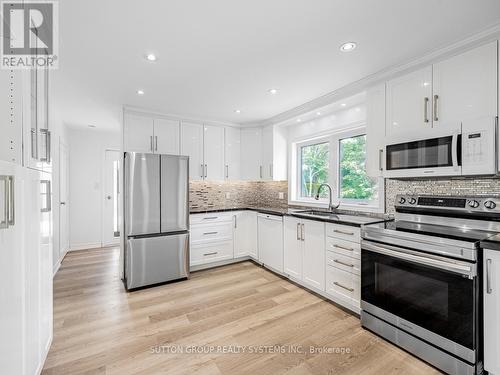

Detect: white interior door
[58, 141, 69, 260]
[102, 150, 121, 247]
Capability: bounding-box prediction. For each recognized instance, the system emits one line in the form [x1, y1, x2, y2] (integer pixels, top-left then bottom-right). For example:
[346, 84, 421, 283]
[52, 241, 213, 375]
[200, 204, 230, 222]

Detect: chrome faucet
[315, 183, 340, 212]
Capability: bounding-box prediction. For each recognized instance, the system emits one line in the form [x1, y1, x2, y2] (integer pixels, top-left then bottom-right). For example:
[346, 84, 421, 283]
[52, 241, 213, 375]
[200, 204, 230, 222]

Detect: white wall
[67, 127, 120, 250]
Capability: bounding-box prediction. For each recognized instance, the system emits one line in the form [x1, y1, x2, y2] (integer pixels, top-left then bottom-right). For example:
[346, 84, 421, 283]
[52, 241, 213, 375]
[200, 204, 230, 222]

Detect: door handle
[433, 95, 439, 122]
[301, 223, 305, 241]
[378, 149, 384, 172]
[486, 258, 493, 294]
[424, 97, 430, 123]
[296, 222, 300, 240]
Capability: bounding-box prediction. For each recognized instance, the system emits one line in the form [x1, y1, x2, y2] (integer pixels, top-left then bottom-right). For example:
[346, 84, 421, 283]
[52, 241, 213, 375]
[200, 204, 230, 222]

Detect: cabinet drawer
[326, 223, 360, 243]
[325, 237, 360, 259]
[191, 222, 233, 244]
[326, 251, 360, 275]
[325, 267, 360, 304]
[190, 212, 234, 224]
[190, 241, 233, 266]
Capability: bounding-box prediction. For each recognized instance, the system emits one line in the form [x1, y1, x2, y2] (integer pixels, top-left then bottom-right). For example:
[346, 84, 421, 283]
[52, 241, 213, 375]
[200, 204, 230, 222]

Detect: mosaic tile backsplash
[189, 180, 289, 211]
[385, 177, 500, 214]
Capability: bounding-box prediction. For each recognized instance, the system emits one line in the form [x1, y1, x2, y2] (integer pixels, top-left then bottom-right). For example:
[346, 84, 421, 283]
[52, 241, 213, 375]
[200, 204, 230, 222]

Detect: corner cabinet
[484, 249, 500, 375]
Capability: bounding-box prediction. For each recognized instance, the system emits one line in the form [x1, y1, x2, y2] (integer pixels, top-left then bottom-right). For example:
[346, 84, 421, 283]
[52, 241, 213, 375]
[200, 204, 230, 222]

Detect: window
[300, 142, 329, 198]
[291, 126, 383, 212]
[339, 134, 377, 201]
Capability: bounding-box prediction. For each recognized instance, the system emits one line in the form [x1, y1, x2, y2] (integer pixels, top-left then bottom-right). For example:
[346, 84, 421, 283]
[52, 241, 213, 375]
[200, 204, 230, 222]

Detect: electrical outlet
[225, 192, 231, 199]
[278, 192, 285, 200]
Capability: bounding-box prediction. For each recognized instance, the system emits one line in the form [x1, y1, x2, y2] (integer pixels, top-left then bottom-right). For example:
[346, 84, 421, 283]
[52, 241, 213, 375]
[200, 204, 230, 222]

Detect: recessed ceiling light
[268, 88, 278, 95]
[145, 53, 157, 61]
[296, 118, 301, 122]
[340, 42, 357, 52]
[316, 112, 321, 116]
[340, 103, 347, 107]
[137, 89, 145, 95]
[234, 109, 241, 114]
[355, 107, 361, 112]
[88, 125, 96, 128]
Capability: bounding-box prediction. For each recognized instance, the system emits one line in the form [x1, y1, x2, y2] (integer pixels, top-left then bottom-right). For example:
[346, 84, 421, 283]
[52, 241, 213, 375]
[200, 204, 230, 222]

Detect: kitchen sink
[291, 210, 386, 225]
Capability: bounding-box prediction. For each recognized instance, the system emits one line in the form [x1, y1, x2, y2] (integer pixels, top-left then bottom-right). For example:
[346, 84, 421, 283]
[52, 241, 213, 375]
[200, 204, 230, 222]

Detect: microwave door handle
[452, 132, 459, 171]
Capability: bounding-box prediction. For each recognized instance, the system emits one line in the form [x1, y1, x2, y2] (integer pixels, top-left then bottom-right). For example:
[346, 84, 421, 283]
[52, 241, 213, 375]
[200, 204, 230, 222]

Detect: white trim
[245, 22, 500, 128]
[69, 242, 102, 251]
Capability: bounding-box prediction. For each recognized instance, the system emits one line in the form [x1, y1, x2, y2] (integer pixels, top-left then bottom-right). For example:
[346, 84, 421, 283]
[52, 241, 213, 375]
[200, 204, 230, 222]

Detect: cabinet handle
[334, 281, 354, 292]
[233, 215, 237, 229]
[0, 176, 9, 229]
[296, 223, 300, 240]
[40, 129, 51, 163]
[203, 252, 218, 256]
[31, 129, 38, 159]
[259, 166, 263, 179]
[200, 164, 204, 178]
[424, 97, 430, 123]
[333, 229, 354, 236]
[202, 231, 218, 235]
[203, 216, 218, 220]
[433, 95, 439, 122]
[378, 149, 383, 172]
[486, 258, 493, 294]
[269, 164, 273, 179]
[333, 259, 354, 268]
[150, 136, 153, 152]
[225, 165, 229, 179]
[204, 164, 207, 178]
[301, 223, 305, 241]
[7, 176, 14, 226]
[41, 180, 51, 213]
[332, 244, 354, 251]
[155, 136, 158, 151]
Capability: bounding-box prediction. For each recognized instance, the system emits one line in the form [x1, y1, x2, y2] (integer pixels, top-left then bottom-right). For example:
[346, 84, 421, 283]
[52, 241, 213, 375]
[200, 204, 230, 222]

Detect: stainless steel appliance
[124, 152, 189, 290]
[384, 116, 497, 178]
[361, 195, 500, 375]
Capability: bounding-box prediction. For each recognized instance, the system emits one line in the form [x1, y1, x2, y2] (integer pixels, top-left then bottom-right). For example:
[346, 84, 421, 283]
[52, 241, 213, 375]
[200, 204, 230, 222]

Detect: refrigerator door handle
[7, 176, 15, 225]
[0, 176, 9, 229]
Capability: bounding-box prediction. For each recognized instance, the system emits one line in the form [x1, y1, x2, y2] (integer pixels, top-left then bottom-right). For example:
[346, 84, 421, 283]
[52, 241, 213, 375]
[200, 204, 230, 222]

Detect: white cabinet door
[180, 122, 204, 180]
[257, 214, 283, 273]
[224, 127, 241, 180]
[365, 84, 386, 177]
[203, 125, 225, 180]
[0, 162, 25, 375]
[261, 125, 273, 180]
[302, 219, 325, 291]
[154, 119, 180, 155]
[233, 211, 257, 258]
[433, 42, 497, 131]
[124, 114, 154, 153]
[386, 66, 433, 141]
[484, 249, 500, 375]
[284, 216, 302, 279]
[0, 70, 23, 164]
[240, 128, 262, 180]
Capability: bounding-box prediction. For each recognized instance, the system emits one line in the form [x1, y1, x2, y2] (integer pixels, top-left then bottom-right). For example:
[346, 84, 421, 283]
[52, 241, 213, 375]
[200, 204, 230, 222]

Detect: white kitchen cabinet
[224, 127, 241, 180]
[181, 122, 204, 180]
[233, 211, 257, 258]
[284, 217, 325, 291]
[154, 119, 180, 155]
[257, 213, 284, 273]
[0, 69, 23, 164]
[386, 66, 433, 140]
[240, 127, 262, 180]
[432, 42, 497, 131]
[203, 125, 225, 180]
[261, 125, 273, 180]
[261, 125, 287, 181]
[365, 84, 386, 177]
[124, 114, 155, 153]
[484, 249, 500, 375]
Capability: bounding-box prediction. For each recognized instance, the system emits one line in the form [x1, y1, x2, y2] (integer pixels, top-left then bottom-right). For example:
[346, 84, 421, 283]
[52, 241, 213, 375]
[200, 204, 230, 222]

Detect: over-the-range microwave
[384, 116, 498, 178]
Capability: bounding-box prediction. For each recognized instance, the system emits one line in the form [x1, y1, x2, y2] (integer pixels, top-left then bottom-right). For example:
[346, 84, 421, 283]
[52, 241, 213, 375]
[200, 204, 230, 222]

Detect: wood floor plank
[43, 247, 441, 375]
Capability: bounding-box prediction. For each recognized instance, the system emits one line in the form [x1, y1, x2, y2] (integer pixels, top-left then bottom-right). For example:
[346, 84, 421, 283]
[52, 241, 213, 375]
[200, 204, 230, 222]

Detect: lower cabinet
[484, 249, 500, 375]
[284, 216, 325, 291]
[191, 241, 234, 266]
[233, 211, 258, 259]
[257, 213, 284, 273]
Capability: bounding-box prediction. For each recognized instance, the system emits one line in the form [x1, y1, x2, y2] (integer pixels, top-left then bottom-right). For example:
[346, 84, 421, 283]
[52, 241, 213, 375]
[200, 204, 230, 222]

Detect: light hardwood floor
[42, 247, 441, 375]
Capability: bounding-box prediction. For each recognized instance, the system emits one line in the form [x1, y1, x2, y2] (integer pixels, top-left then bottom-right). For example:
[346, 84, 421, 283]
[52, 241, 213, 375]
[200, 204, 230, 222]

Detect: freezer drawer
[126, 233, 189, 289]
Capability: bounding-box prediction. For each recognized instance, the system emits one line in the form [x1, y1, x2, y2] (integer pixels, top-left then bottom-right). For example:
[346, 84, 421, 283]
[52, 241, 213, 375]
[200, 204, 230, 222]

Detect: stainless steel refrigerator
[124, 152, 189, 290]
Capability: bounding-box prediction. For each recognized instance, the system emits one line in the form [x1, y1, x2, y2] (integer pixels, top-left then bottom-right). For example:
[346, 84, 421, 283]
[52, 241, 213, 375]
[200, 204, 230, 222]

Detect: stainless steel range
[361, 195, 500, 375]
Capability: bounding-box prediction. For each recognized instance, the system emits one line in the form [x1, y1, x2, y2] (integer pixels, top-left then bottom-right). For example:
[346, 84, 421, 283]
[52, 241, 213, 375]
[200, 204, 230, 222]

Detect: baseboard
[36, 334, 52, 375]
[190, 256, 252, 272]
[69, 242, 102, 251]
[52, 260, 61, 277]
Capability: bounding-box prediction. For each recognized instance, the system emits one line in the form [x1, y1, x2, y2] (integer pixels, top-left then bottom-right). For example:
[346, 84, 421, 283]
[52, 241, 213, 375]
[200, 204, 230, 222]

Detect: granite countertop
[190, 206, 389, 227]
[480, 234, 500, 251]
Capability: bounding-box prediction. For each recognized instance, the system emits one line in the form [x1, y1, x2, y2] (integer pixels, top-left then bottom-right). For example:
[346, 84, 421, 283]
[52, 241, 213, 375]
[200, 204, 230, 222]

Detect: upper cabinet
[365, 84, 386, 178]
[0, 70, 23, 165]
[224, 127, 241, 180]
[203, 125, 225, 180]
[123, 113, 180, 155]
[240, 127, 262, 180]
[180, 122, 204, 180]
[386, 41, 498, 142]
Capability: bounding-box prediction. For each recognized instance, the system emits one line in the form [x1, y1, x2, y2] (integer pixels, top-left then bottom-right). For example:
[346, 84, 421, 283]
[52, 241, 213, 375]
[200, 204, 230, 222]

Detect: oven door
[384, 132, 461, 178]
[361, 240, 477, 363]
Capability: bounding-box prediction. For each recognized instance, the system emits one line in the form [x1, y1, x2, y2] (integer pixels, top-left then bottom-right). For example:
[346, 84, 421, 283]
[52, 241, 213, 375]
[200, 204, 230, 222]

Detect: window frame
[290, 125, 384, 213]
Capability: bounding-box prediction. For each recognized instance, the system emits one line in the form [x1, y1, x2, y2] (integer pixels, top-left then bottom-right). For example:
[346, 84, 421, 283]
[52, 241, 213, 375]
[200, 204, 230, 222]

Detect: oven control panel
[395, 195, 500, 213]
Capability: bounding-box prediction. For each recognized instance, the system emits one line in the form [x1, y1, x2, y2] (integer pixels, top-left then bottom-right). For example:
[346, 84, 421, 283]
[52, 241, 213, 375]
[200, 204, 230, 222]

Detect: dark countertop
[480, 234, 500, 251]
[190, 206, 389, 227]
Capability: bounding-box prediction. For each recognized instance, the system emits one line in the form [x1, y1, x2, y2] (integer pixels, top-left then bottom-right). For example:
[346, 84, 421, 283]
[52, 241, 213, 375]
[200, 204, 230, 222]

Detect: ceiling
[53, 0, 500, 131]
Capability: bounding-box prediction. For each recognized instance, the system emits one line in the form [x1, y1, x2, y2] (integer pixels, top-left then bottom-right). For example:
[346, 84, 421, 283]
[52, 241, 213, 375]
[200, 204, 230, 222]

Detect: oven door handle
[362, 240, 476, 278]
